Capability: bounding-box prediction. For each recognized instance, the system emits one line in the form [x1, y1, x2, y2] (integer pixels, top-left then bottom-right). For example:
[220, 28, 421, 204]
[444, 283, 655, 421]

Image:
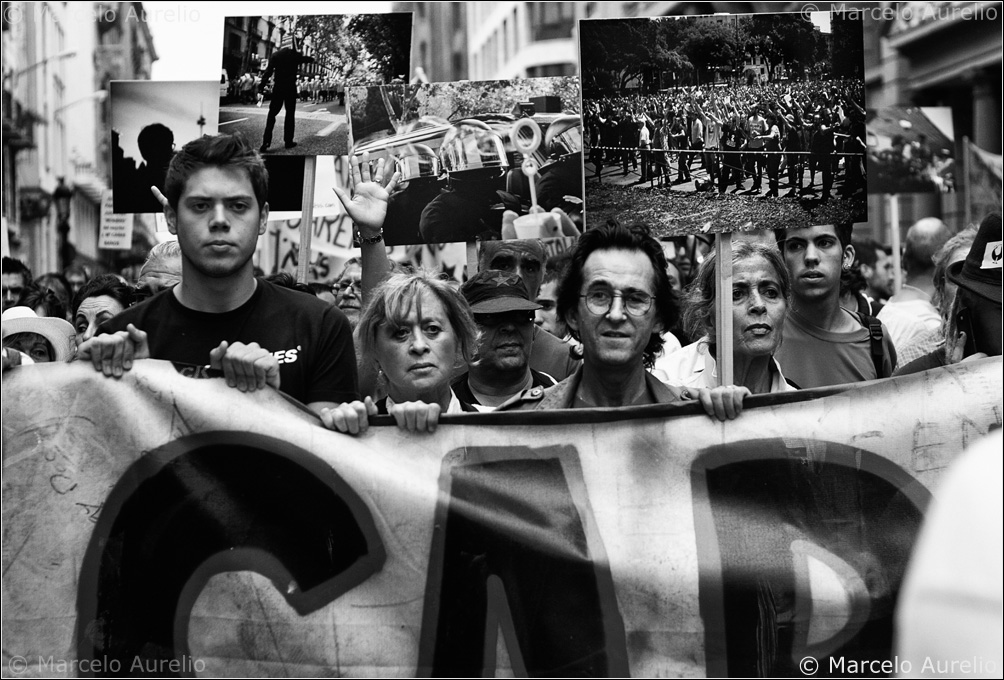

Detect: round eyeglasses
[580, 289, 655, 316]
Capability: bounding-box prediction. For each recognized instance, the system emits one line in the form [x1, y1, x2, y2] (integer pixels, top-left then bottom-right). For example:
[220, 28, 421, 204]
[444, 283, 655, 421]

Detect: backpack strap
[856, 312, 889, 378]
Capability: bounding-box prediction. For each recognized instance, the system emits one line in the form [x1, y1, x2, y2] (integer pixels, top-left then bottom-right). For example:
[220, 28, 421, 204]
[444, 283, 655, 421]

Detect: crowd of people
[584, 78, 867, 200]
[3, 133, 999, 434]
[869, 131, 956, 194]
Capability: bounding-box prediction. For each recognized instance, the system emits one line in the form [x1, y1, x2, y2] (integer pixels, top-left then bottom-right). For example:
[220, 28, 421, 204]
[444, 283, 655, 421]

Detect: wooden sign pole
[713, 232, 734, 387]
[296, 156, 317, 284]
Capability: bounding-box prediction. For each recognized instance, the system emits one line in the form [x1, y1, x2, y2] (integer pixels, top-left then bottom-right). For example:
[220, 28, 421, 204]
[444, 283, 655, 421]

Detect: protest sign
[2, 358, 1000, 676]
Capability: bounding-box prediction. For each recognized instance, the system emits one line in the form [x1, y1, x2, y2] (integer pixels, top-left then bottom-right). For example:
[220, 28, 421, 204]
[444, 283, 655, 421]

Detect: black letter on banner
[417, 446, 629, 677]
[76, 432, 385, 677]
[691, 439, 930, 677]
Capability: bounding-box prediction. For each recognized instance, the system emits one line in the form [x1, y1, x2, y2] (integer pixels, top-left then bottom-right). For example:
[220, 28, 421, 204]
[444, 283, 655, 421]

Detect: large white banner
[2, 358, 1001, 677]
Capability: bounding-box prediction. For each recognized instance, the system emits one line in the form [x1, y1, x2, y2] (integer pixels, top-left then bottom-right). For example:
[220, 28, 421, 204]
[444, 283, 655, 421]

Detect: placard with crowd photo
[866, 106, 956, 194]
[110, 80, 220, 214]
[219, 13, 412, 158]
[345, 76, 584, 246]
[579, 10, 868, 235]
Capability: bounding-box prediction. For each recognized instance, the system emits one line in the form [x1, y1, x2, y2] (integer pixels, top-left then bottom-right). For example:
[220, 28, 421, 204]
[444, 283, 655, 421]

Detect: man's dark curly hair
[164, 133, 268, 212]
[557, 223, 678, 369]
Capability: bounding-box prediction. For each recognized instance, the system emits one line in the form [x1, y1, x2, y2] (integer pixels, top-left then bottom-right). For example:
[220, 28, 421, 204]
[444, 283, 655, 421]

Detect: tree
[273, 13, 411, 84]
[680, 21, 739, 85]
[737, 14, 826, 82]
[347, 13, 412, 83]
[829, 11, 864, 78]
[579, 18, 693, 94]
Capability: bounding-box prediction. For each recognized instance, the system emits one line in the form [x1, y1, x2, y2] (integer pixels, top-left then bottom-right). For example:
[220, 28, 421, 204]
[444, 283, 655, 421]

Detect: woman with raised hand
[324, 153, 479, 434]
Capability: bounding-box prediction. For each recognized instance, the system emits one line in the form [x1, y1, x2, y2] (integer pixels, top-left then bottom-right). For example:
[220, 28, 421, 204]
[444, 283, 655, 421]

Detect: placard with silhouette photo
[110, 80, 220, 214]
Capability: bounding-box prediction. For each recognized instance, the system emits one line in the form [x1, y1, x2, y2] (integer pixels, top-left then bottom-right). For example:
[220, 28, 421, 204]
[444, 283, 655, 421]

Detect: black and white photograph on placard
[866, 106, 956, 195]
[579, 10, 868, 235]
[220, 13, 412, 157]
[110, 80, 220, 214]
[346, 76, 583, 246]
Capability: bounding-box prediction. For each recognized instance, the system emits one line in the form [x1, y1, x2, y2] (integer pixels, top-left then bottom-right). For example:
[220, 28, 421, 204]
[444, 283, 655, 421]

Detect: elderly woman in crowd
[2, 306, 75, 366]
[136, 240, 182, 295]
[661, 239, 796, 393]
[321, 270, 480, 434]
[70, 275, 135, 347]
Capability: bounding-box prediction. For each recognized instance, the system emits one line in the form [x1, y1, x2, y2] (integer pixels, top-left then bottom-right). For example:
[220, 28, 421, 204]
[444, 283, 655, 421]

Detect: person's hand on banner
[2, 346, 26, 372]
[679, 385, 751, 421]
[319, 397, 442, 434]
[332, 152, 401, 239]
[388, 400, 442, 433]
[320, 397, 379, 434]
[76, 324, 151, 378]
[209, 341, 280, 393]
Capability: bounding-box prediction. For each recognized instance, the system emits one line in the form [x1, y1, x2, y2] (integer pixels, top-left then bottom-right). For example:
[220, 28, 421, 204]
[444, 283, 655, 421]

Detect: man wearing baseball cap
[452, 269, 557, 411]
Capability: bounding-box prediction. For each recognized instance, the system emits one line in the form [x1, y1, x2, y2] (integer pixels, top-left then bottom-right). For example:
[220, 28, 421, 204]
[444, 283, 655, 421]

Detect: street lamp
[52, 177, 75, 271]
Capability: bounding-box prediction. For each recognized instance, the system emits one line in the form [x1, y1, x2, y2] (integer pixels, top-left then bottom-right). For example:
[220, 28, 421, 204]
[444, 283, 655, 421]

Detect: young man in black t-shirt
[79, 134, 358, 413]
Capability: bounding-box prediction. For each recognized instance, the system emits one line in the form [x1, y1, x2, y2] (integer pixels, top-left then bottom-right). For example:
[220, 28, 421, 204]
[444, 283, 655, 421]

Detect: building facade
[862, 1, 1002, 236]
[3, 1, 157, 278]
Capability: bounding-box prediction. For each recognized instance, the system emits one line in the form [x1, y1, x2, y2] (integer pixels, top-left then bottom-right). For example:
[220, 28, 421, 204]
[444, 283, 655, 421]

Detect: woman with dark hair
[662, 240, 796, 394]
[70, 274, 135, 347]
[321, 270, 480, 434]
[33, 273, 72, 319]
[18, 285, 67, 321]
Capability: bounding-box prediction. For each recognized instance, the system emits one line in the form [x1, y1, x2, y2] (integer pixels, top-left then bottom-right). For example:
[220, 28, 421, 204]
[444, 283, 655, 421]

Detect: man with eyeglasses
[333, 258, 363, 328]
[451, 269, 557, 411]
[499, 222, 748, 420]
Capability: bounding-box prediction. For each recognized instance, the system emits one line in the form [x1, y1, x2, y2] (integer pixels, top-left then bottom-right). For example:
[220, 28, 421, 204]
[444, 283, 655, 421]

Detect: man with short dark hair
[2, 257, 32, 312]
[853, 238, 893, 304]
[78, 133, 358, 413]
[452, 269, 557, 411]
[774, 223, 897, 387]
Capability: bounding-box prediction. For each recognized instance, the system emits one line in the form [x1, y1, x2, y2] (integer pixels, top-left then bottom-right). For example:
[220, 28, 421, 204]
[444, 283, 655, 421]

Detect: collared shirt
[497, 365, 686, 411]
[660, 337, 796, 393]
[385, 391, 467, 415]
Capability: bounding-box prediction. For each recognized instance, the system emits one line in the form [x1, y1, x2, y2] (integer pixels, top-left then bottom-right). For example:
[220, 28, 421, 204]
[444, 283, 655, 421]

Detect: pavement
[219, 99, 351, 157]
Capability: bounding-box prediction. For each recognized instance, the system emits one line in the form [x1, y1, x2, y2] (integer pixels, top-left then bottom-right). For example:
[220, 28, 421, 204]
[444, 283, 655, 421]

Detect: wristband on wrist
[358, 230, 384, 245]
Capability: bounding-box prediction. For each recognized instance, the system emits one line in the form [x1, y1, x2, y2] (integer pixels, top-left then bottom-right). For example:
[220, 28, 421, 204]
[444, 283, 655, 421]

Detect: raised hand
[331, 151, 402, 235]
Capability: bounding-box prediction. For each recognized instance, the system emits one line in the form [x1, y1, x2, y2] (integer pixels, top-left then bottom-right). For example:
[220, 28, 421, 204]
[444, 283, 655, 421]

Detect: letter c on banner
[75, 432, 385, 677]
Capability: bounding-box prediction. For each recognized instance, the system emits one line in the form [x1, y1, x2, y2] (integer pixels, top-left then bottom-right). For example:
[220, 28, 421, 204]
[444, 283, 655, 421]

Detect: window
[526, 2, 575, 42]
[526, 63, 575, 78]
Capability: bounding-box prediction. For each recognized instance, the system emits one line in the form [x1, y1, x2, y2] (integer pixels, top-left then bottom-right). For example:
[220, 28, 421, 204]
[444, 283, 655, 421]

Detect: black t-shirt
[99, 280, 358, 405]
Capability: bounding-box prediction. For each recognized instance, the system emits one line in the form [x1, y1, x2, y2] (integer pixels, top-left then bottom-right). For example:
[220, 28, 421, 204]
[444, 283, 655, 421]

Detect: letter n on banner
[691, 439, 931, 677]
[76, 432, 385, 677]
[417, 446, 629, 677]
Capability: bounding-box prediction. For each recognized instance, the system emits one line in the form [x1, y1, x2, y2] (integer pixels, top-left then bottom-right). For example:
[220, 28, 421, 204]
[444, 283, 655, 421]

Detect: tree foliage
[583, 13, 836, 94]
[273, 13, 411, 84]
